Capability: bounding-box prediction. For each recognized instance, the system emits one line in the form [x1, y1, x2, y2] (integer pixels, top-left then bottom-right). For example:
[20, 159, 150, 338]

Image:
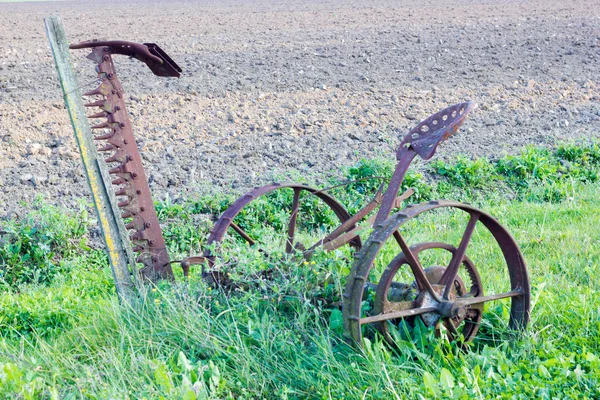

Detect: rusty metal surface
[206, 183, 359, 246]
[373, 154, 416, 226]
[204, 102, 487, 298]
[397, 101, 476, 161]
[373, 101, 475, 226]
[70, 40, 182, 77]
[73, 44, 175, 281]
[63, 39, 528, 349]
[342, 200, 530, 346]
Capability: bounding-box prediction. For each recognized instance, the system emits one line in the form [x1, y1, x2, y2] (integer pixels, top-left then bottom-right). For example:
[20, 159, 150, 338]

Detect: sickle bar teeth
[115, 187, 128, 196]
[91, 122, 111, 129]
[121, 211, 134, 219]
[108, 166, 123, 174]
[78, 47, 173, 281]
[99, 144, 116, 152]
[94, 131, 115, 140]
[89, 111, 109, 119]
[105, 149, 127, 164]
[84, 99, 106, 107]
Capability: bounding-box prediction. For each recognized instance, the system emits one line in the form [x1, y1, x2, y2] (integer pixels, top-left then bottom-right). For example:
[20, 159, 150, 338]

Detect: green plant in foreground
[0, 199, 91, 288]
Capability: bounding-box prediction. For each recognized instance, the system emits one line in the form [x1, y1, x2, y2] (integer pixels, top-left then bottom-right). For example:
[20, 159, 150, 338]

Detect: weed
[432, 155, 497, 190]
[0, 198, 90, 288]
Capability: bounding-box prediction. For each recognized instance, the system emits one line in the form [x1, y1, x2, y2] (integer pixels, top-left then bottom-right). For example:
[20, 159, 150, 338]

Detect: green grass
[1, 144, 599, 398]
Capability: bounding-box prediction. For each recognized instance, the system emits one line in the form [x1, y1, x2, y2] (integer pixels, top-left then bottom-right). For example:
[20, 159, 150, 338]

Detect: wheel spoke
[229, 221, 275, 259]
[285, 188, 302, 254]
[360, 306, 438, 325]
[458, 289, 523, 306]
[440, 212, 479, 298]
[363, 289, 522, 327]
[346, 200, 530, 347]
[442, 318, 459, 339]
[393, 231, 441, 302]
[230, 221, 256, 245]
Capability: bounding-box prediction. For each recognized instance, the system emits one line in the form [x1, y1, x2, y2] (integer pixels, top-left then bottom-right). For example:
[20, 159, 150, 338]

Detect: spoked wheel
[343, 200, 530, 347]
[204, 183, 361, 282]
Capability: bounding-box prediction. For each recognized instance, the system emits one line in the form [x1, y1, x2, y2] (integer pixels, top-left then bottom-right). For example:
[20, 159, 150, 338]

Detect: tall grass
[1, 144, 599, 398]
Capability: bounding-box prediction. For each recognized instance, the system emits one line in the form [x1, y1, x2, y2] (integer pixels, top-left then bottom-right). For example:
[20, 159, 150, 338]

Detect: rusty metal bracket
[70, 40, 182, 77]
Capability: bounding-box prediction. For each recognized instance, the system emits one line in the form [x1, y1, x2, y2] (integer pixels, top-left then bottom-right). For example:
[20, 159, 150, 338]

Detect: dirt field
[0, 0, 599, 218]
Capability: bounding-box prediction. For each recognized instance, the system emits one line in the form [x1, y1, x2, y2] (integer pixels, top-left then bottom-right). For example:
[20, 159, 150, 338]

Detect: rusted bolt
[103, 55, 110, 61]
[136, 190, 142, 195]
[120, 122, 125, 128]
[111, 90, 117, 94]
[438, 301, 467, 319]
[145, 222, 152, 228]
[103, 46, 110, 52]
[123, 140, 128, 144]
[149, 240, 155, 246]
[107, 73, 114, 80]
[131, 172, 138, 178]
[140, 207, 145, 212]
[115, 106, 121, 111]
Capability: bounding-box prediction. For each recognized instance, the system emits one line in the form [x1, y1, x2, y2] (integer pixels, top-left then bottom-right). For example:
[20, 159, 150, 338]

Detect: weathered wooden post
[44, 14, 138, 301]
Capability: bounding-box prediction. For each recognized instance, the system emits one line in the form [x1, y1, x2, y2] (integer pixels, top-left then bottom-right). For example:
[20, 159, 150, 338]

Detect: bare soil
[0, 0, 599, 218]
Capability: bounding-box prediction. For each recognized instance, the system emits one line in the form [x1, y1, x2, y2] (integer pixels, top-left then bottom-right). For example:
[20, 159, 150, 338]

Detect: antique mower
[45, 17, 530, 348]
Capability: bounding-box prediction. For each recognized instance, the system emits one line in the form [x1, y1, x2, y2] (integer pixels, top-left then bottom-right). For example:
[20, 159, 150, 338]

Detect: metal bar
[360, 306, 438, 325]
[322, 214, 377, 251]
[373, 150, 416, 225]
[230, 221, 256, 245]
[321, 187, 383, 244]
[309, 188, 413, 253]
[44, 14, 136, 301]
[440, 212, 479, 298]
[286, 188, 301, 253]
[392, 231, 442, 302]
[83, 46, 173, 282]
[458, 289, 523, 306]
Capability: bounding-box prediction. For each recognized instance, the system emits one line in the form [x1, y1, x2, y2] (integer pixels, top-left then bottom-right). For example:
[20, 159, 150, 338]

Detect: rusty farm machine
[44, 15, 530, 348]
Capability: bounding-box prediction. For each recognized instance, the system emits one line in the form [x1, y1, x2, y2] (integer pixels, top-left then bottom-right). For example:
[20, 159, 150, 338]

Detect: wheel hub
[398, 265, 468, 327]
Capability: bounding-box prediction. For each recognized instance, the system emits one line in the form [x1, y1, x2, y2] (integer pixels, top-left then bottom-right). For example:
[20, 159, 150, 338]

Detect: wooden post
[44, 14, 138, 301]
